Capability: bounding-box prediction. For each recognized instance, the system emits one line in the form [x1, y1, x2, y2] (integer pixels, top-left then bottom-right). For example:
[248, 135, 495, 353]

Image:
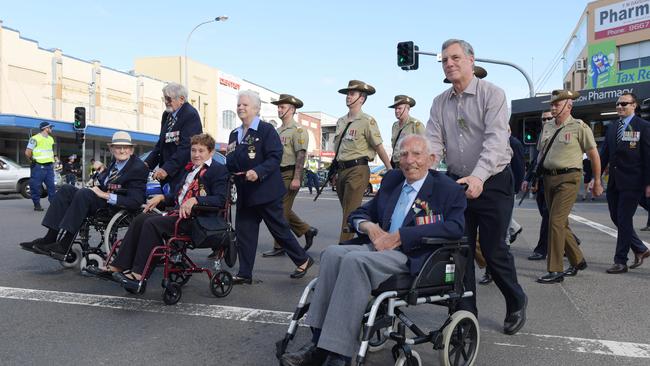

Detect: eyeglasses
[162, 96, 173, 103]
[541, 117, 554, 122]
[616, 102, 633, 107]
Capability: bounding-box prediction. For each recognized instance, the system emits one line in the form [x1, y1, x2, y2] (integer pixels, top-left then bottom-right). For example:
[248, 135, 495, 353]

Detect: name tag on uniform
[622, 131, 640, 142]
[165, 131, 180, 144]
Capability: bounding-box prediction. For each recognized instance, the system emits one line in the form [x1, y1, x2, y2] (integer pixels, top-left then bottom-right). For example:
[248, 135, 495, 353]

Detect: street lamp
[184, 16, 228, 92]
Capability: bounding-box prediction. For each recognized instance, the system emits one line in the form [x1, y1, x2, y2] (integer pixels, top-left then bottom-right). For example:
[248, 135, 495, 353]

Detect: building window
[619, 41, 650, 71]
[222, 110, 237, 130]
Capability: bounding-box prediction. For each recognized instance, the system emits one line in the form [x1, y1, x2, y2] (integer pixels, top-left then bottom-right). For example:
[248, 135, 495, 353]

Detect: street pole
[416, 50, 535, 97]
[184, 16, 228, 92]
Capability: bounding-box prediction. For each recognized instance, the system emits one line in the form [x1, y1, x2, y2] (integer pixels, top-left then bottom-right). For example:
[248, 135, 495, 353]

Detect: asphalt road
[0, 189, 649, 365]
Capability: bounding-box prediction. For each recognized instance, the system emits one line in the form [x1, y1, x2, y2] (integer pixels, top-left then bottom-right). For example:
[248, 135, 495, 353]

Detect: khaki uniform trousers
[336, 165, 370, 242]
[273, 170, 311, 249]
[543, 171, 584, 272]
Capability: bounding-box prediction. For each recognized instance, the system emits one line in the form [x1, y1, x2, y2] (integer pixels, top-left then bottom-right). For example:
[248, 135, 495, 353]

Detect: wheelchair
[106, 204, 236, 305]
[54, 206, 140, 273]
[276, 237, 479, 366]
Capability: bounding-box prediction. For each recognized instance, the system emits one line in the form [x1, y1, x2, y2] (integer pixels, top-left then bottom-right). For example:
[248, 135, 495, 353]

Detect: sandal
[290, 257, 314, 279]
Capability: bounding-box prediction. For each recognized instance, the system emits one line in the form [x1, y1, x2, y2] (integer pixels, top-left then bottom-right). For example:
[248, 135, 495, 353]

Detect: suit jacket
[98, 156, 148, 210]
[348, 169, 466, 275]
[509, 136, 525, 194]
[226, 120, 286, 207]
[164, 161, 230, 216]
[145, 102, 203, 181]
[600, 115, 650, 191]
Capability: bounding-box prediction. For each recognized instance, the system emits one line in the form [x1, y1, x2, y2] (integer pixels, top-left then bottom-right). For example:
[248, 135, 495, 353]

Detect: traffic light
[397, 41, 419, 70]
[522, 118, 540, 145]
[641, 98, 650, 120]
[74, 107, 86, 130]
[75, 131, 85, 147]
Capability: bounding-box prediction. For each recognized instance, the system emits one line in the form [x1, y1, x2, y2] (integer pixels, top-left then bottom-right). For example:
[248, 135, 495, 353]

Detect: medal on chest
[248, 145, 256, 159]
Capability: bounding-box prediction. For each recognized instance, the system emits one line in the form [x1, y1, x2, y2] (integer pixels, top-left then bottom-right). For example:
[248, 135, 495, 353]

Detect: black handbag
[190, 215, 237, 267]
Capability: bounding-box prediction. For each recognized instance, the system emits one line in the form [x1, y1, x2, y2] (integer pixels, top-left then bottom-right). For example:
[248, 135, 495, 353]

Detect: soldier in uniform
[263, 94, 318, 257]
[388, 95, 424, 169]
[536, 90, 603, 284]
[25, 121, 57, 211]
[333, 80, 392, 242]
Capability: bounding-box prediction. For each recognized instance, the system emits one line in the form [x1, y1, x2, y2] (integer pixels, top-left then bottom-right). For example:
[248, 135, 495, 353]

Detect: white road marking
[1, 285, 650, 359]
[569, 213, 650, 250]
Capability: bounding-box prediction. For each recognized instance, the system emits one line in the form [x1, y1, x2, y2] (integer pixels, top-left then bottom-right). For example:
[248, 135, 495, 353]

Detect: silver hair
[399, 134, 435, 156]
[238, 89, 262, 113]
[441, 39, 475, 57]
[162, 82, 188, 100]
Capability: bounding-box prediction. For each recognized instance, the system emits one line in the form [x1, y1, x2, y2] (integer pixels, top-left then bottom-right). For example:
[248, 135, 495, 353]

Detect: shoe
[527, 252, 546, 261]
[19, 238, 49, 253]
[262, 248, 286, 257]
[606, 263, 628, 274]
[564, 259, 588, 277]
[112, 271, 144, 292]
[33, 241, 62, 256]
[630, 250, 650, 269]
[640, 226, 650, 232]
[478, 272, 493, 285]
[290, 257, 314, 279]
[504, 295, 527, 335]
[280, 342, 327, 366]
[232, 275, 253, 285]
[49, 241, 71, 258]
[303, 227, 318, 251]
[34, 205, 44, 212]
[84, 265, 116, 281]
[509, 227, 522, 244]
[536, 272, 565, 284]
[322, 354, 351, 366]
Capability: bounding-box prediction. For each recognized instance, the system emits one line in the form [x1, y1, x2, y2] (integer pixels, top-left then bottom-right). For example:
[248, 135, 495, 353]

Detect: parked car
[0, 155, 62, 199]
[367, 165, 387, 196]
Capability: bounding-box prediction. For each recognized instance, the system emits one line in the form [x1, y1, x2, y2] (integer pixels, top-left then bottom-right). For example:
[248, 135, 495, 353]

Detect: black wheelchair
[53, 206, 140, 273]
[276, 237, 479, 366]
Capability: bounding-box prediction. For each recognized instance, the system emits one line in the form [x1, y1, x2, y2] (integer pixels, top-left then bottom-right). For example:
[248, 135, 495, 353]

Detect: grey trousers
[305, 244, 410, 357]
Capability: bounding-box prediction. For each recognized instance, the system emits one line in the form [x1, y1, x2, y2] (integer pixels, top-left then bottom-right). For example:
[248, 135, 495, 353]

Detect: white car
[0, 155, 62, 198]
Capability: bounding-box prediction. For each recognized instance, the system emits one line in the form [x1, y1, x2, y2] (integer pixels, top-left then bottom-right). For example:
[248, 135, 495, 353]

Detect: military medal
[630, 141, 637, 149]
[248, 145, 256, 159]
[199, 184, 207, 196]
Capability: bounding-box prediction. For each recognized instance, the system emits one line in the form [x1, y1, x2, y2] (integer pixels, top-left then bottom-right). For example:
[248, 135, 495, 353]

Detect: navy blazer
[509, 136, 525, 194]
[145, 102, 203, 181]
[600, 115, 650, 191]
[164, 161, 230, 215]
[98, 156, 148, 210]
[348, 169, 466, 275]
[225, 120, 286, 207]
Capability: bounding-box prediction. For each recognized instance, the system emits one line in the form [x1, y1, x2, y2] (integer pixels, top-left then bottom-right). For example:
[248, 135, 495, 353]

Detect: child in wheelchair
[85, 133, 235, 303]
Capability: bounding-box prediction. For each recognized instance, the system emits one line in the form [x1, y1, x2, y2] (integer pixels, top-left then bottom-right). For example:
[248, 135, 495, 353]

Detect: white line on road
[1, 285, 650, 359]
[569, 214, 650, 250]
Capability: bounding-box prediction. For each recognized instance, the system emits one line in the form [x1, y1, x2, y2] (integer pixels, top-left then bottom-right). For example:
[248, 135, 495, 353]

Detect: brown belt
[280, 165, 295, 172]
[337, 158, 369, 170]
[542, 168, 581, 176]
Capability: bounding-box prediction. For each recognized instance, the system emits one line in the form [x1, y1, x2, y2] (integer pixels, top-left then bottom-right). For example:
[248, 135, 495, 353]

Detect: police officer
[536, 90, 603, 284]
[388, 95, 424, 169]
[334, 80, 392, 242]
[25, 121, 57, 211]
[305, 156, 320, 194]
[263, 94, 318, 257]
[600, 92, 650, 273]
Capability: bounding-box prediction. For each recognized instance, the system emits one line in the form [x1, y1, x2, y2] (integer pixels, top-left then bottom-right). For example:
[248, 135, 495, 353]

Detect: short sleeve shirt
[540, 116, 597, 170]
[334, 111, 383, 162]
[391, 117, 425, 162]
[278, 120, 309, 167]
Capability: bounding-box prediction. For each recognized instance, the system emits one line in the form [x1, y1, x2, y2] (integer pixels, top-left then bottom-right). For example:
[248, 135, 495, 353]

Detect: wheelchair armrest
[420, 236, 468, 246]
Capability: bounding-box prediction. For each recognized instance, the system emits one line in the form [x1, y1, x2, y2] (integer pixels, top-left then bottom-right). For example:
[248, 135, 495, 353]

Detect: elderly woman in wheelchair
[85, 133, 231, 297]
[19, 131, 148, 261]
[278, 135, 479, 366]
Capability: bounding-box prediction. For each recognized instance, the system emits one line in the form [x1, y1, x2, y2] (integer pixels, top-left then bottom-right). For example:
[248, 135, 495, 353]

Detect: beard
[165, 106, 173, 113]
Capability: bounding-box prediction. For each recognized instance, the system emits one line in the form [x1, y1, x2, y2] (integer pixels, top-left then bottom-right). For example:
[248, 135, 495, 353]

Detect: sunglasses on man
[541, 117, 554, 122]
[616, 101, 634, 107]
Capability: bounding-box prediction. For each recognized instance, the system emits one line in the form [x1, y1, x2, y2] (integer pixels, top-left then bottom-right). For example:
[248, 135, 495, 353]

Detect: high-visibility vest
[31, 134, 55, 164]
[307, 159, 318, 172]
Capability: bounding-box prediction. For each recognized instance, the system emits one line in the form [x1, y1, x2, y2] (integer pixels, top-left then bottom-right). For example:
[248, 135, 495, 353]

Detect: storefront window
[222, 110, 237, 130]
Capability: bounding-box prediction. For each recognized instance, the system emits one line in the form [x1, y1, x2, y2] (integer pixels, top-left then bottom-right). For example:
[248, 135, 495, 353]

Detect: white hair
[238, 90, 262, 113]
[162, 82, 188, 99]
[399, 134, 435, 155]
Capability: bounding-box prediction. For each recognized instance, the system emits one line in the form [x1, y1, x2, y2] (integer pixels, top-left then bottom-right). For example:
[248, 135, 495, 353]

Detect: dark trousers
[235, 198, 309, 278]
[639, 196, 650, 227]
[306, 171, 319, 194]
[607, 188, 648, 264]
[456, 169, 526, 315]
[42, 184, 107, 234]
[111, 212, 190, 274]
[30, 163, 56, 205]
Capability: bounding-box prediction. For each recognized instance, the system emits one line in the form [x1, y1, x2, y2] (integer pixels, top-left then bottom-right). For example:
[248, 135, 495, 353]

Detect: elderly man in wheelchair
[19, 131, 148, 262]
[278, 135, 477, 366]
[85, 133, 231, 297]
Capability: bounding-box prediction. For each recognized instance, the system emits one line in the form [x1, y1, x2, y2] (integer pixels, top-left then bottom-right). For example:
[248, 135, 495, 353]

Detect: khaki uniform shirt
[391, 116, 425, 162]
[334, 111, 383, 162]
[539, 116, 596, 170]
[278, 119, 309, 167]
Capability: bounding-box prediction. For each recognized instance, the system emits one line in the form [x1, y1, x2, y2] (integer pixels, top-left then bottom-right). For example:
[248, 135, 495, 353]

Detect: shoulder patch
[370, 119, 376, 126]
[296, 128, 303, 133]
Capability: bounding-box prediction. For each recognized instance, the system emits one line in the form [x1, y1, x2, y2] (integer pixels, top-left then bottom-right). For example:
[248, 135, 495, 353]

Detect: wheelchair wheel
[80, 253, 104, 272]
[162, 282, 182, 305]
[439, 310, 480, 366]
[395, 350, 421, 366]
[210, 271, 233, 298]
[59, 243, 83, 269]
[169, 262, 191, 286]
[103, 210, 133, 255]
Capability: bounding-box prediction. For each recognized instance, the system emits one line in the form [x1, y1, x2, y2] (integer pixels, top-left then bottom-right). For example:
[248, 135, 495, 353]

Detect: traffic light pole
[415, 50, 535, 97]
